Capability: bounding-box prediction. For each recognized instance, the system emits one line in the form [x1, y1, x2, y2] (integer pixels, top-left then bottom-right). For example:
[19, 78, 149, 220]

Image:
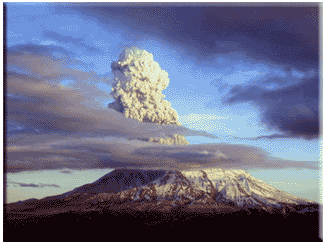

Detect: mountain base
[4, 207, 322, 242]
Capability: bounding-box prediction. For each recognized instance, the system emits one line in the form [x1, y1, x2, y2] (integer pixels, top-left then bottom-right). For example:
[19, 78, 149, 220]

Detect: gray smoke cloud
[108, 46, 189, 145]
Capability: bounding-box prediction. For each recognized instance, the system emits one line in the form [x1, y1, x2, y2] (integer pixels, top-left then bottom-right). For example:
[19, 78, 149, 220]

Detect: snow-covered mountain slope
[6, 168, 318, 215]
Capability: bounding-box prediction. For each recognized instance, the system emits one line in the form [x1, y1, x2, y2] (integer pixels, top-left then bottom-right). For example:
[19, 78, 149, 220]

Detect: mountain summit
[5, 168, 321, 242]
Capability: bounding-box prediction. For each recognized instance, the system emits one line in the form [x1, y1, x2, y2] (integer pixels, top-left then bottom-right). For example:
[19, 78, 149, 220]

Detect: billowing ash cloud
[6, 44, 216, 140]
[108, 46, 189, 145]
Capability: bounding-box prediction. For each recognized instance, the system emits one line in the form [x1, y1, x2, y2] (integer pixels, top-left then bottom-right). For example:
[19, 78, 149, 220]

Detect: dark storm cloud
[223, 73, 320, 139]
[56, 4, 319, 69]
[42, 30, 101, 53]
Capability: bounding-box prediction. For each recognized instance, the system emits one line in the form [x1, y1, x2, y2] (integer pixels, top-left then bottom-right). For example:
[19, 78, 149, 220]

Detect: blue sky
[6, 3, 321, 166]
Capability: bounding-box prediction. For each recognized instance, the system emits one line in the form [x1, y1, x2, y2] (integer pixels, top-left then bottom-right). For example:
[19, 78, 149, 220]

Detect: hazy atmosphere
[5, 3, 322, 203]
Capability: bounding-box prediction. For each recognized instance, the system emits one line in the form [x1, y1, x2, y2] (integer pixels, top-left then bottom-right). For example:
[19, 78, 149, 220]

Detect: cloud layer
[6, 134, 319, 173]
[223, 72, 320, 139]
[68, 4, 319, 68]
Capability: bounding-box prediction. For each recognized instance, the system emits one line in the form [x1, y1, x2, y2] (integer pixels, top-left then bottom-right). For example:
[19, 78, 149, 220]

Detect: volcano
[4, 168, 322, 242]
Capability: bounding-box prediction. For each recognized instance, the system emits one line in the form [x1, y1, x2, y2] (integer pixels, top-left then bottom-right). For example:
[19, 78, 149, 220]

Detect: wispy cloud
[42, 30, 101, 53]
[9, 182, 60, 188]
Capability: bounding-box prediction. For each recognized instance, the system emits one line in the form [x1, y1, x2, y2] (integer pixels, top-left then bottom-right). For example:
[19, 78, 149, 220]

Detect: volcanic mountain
[4, 168, 322, 242]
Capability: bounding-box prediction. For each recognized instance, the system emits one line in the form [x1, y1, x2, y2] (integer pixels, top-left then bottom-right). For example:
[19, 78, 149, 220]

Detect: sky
[5, 2, 322, 175]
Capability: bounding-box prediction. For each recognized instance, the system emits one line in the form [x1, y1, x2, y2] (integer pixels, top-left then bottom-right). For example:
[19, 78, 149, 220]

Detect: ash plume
[108, 46, 189, 145]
